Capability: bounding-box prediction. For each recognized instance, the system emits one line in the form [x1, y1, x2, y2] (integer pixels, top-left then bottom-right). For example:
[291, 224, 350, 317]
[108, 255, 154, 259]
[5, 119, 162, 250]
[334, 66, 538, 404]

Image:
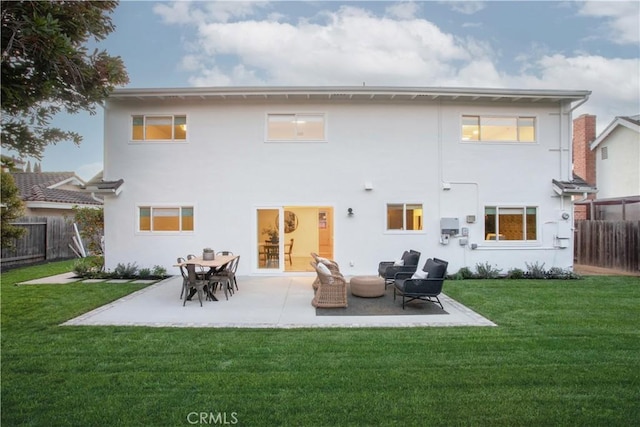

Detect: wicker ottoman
[350, 276, 385, 298]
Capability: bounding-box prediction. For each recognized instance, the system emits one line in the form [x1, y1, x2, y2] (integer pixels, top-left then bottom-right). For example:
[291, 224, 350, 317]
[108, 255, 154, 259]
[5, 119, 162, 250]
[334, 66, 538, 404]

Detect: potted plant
[203, 247, 215, 260]
[262, 227, 279, 243]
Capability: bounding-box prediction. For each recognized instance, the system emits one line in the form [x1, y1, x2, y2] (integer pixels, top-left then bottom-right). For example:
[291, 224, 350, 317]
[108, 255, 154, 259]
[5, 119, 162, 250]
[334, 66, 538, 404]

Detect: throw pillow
[411, 270, 429, 280]
[316, 262, 334, 285]
[393, 259, 404, 266]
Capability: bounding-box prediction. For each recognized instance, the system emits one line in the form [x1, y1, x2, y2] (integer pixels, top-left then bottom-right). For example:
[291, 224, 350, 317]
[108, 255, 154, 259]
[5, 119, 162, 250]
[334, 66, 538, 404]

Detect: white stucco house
[99, 86, 591, 276]
[591, 115, 640, 200]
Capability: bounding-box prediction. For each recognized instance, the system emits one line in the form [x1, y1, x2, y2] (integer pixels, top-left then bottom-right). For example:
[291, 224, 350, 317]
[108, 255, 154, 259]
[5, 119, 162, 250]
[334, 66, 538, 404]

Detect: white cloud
[445, 1, 486, 15]
[180, 5, 472, 86]
[156, 2, 639, 131]
[578, 1, 640, 45]
[385, 1, 421, 20]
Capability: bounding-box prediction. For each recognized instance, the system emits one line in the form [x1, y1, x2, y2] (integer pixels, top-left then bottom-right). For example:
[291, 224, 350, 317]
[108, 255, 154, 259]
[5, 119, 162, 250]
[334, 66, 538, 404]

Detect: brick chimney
[572, 114, 597, 220]
[573, 114, 596, 185]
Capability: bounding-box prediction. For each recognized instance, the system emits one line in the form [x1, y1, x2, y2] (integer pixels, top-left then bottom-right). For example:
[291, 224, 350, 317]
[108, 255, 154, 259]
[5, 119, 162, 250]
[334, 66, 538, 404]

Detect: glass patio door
[256, 206, 334, 272]
[256, 208, 282, 271]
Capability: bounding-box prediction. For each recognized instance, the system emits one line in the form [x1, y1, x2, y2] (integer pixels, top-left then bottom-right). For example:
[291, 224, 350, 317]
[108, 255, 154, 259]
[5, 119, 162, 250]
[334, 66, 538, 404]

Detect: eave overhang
[108, 86, 591, 104]
[552, 179, 598, 196]
[82, 179, 124, 196]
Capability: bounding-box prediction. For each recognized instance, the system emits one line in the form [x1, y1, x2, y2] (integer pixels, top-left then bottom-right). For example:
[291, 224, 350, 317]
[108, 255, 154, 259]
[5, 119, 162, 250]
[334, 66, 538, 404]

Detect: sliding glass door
[255, 206, 333, 272]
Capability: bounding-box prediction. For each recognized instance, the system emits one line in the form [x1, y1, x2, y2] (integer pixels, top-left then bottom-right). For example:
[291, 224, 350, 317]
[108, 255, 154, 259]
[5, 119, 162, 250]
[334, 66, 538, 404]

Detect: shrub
[112, 262, 138, 279]
[547, 267, 581, 280]
[138, 268, 151, 279]
[451, 266, 475, 280]
[507, 268, 525, 279]
[73, 256, 103, 277]
[475, 262, 502, 279]
[525, 262, 546, 279]
[152, 265, 167, 277]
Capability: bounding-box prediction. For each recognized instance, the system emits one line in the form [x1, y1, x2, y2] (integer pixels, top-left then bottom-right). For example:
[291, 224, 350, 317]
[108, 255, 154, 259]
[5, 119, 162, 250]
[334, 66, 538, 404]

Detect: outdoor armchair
[393, 257, 448, 309]
[378, 250, 421, 285]
[311, 261, 348, 308]
[310, 253, 343, 290]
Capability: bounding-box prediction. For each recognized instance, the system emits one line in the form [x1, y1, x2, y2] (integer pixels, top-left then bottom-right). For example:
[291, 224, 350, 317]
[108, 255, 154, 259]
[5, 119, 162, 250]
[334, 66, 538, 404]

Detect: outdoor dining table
[176, 255, 238, 302]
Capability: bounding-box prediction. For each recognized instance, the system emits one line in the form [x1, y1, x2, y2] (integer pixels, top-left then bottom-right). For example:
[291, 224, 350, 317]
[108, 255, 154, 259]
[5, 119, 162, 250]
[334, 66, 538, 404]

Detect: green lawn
[2, 261, 639, 426]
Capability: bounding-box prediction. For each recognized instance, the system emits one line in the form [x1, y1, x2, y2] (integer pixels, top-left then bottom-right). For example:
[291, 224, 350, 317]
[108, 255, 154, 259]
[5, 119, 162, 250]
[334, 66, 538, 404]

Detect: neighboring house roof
[590, 115, 640, 150]
[11, 172, 102, 207]
[552, 174, 598, 196]
[109, 86, 591, 104]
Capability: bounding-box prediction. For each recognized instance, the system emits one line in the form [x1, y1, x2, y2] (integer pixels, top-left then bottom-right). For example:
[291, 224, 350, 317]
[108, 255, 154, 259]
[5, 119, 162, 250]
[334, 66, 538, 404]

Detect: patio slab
[62, 275, 497, 329]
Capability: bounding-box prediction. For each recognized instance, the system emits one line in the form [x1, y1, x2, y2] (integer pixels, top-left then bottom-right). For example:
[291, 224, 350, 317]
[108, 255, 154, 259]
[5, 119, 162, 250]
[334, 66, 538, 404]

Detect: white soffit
[108, 86, 591, 104]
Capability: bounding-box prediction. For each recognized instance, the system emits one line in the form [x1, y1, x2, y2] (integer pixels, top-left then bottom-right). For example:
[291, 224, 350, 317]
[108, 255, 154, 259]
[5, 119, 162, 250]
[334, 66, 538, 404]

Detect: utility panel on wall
[440, 217, 460, 236]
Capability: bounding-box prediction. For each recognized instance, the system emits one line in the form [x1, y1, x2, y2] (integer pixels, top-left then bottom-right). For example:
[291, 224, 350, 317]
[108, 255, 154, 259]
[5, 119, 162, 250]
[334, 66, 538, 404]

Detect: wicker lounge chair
[310, 252, 343, 290]
[311, 261, 348, 308]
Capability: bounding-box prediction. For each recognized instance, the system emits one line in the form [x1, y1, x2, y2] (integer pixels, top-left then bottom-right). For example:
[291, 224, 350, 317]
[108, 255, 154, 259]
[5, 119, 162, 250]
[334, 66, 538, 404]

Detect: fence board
[575, 220, 640, 273]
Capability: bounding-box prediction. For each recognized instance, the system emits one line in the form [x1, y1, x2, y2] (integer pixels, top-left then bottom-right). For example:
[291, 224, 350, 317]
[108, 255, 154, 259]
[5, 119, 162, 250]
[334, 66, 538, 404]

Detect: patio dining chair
[208, 263, 233, 300]
[177, 257, 189, 299]
[212, 255, 240, 293]
[184, 263, 208, 307]
[187, 253, 208, 279]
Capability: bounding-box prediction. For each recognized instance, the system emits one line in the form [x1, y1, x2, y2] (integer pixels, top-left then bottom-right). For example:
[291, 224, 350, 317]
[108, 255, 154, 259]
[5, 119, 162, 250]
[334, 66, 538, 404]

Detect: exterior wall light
[347, 208, 354, 216]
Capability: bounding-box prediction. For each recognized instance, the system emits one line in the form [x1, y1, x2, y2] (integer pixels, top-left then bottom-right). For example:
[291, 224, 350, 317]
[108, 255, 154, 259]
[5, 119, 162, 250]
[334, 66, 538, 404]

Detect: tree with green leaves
[1, 0, 128, 159]
[72, 206, 104, 256]
[1, 171, 26, 248]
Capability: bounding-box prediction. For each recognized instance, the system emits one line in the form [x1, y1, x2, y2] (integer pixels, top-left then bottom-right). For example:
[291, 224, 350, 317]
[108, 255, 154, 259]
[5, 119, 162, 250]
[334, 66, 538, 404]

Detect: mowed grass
[1, 261, 639, 426]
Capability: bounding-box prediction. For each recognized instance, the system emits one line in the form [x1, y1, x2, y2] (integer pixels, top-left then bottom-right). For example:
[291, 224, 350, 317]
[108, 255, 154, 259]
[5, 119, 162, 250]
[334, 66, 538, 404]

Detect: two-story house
[101, 86, 590, 276]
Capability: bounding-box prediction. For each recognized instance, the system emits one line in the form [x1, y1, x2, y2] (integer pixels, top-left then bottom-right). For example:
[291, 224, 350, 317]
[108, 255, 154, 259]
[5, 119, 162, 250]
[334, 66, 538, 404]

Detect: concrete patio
[58, 275, 496, 328]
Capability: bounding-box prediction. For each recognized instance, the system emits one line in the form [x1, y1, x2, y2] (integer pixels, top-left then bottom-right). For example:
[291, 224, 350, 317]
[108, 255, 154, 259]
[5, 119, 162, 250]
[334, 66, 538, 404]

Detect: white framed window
[462, 115, 536, 142]
[386, 203, 423, 231]
[132, 115, 187, 141]
[484, 206, 537, 241]
[138, 206, 194, 232]
[267, 113, 325, 141]
[601, 146, 608, 160]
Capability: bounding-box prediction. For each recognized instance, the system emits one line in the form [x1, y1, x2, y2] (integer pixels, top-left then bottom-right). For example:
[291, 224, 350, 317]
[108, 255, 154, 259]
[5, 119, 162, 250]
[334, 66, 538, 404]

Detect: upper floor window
[132, 115, 187, 141]
[138, 206, 193, 232]
[462, 115, 535, 142]
[484, 206, 537, 241]
[601, 146, 608, 160]
[387, 203, 423, 231]
[267, 113, 325, 141]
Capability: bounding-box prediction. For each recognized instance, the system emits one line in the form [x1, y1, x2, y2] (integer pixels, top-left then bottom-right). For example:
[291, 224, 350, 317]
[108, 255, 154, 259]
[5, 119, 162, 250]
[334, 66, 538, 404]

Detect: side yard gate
[1, 216, 76, 270]
[574, 220, 640, 273]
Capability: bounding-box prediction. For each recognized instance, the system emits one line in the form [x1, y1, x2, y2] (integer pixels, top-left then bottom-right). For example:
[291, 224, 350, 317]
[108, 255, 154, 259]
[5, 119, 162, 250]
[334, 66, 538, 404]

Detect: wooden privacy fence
[574, 220, 640, 273]
[1, 216, 76, 269]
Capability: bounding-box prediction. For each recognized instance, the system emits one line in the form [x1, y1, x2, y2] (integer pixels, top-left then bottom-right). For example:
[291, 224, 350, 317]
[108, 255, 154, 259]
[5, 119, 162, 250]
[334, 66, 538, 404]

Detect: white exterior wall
[103, 96, 576, 276]
[595, 126, 640, 199]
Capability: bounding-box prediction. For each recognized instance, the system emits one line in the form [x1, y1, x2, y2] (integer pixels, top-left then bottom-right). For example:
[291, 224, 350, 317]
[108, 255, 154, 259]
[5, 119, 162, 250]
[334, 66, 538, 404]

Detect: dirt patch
[574, 264, 640, 277]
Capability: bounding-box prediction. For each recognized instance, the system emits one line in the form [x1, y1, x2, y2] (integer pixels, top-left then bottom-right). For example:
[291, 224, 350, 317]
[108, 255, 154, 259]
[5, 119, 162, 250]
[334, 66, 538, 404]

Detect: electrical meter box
[440, 217, 460, 236]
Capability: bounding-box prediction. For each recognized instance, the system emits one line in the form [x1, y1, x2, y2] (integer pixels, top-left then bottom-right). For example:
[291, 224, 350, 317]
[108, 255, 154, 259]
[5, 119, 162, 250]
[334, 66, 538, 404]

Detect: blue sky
[25, 0, 640, 180]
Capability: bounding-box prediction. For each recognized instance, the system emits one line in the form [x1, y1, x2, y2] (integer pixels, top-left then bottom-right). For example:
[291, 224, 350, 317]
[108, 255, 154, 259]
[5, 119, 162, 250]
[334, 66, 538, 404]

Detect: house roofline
[590, 115, 640, 150]
[108, 86, 591, 104]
